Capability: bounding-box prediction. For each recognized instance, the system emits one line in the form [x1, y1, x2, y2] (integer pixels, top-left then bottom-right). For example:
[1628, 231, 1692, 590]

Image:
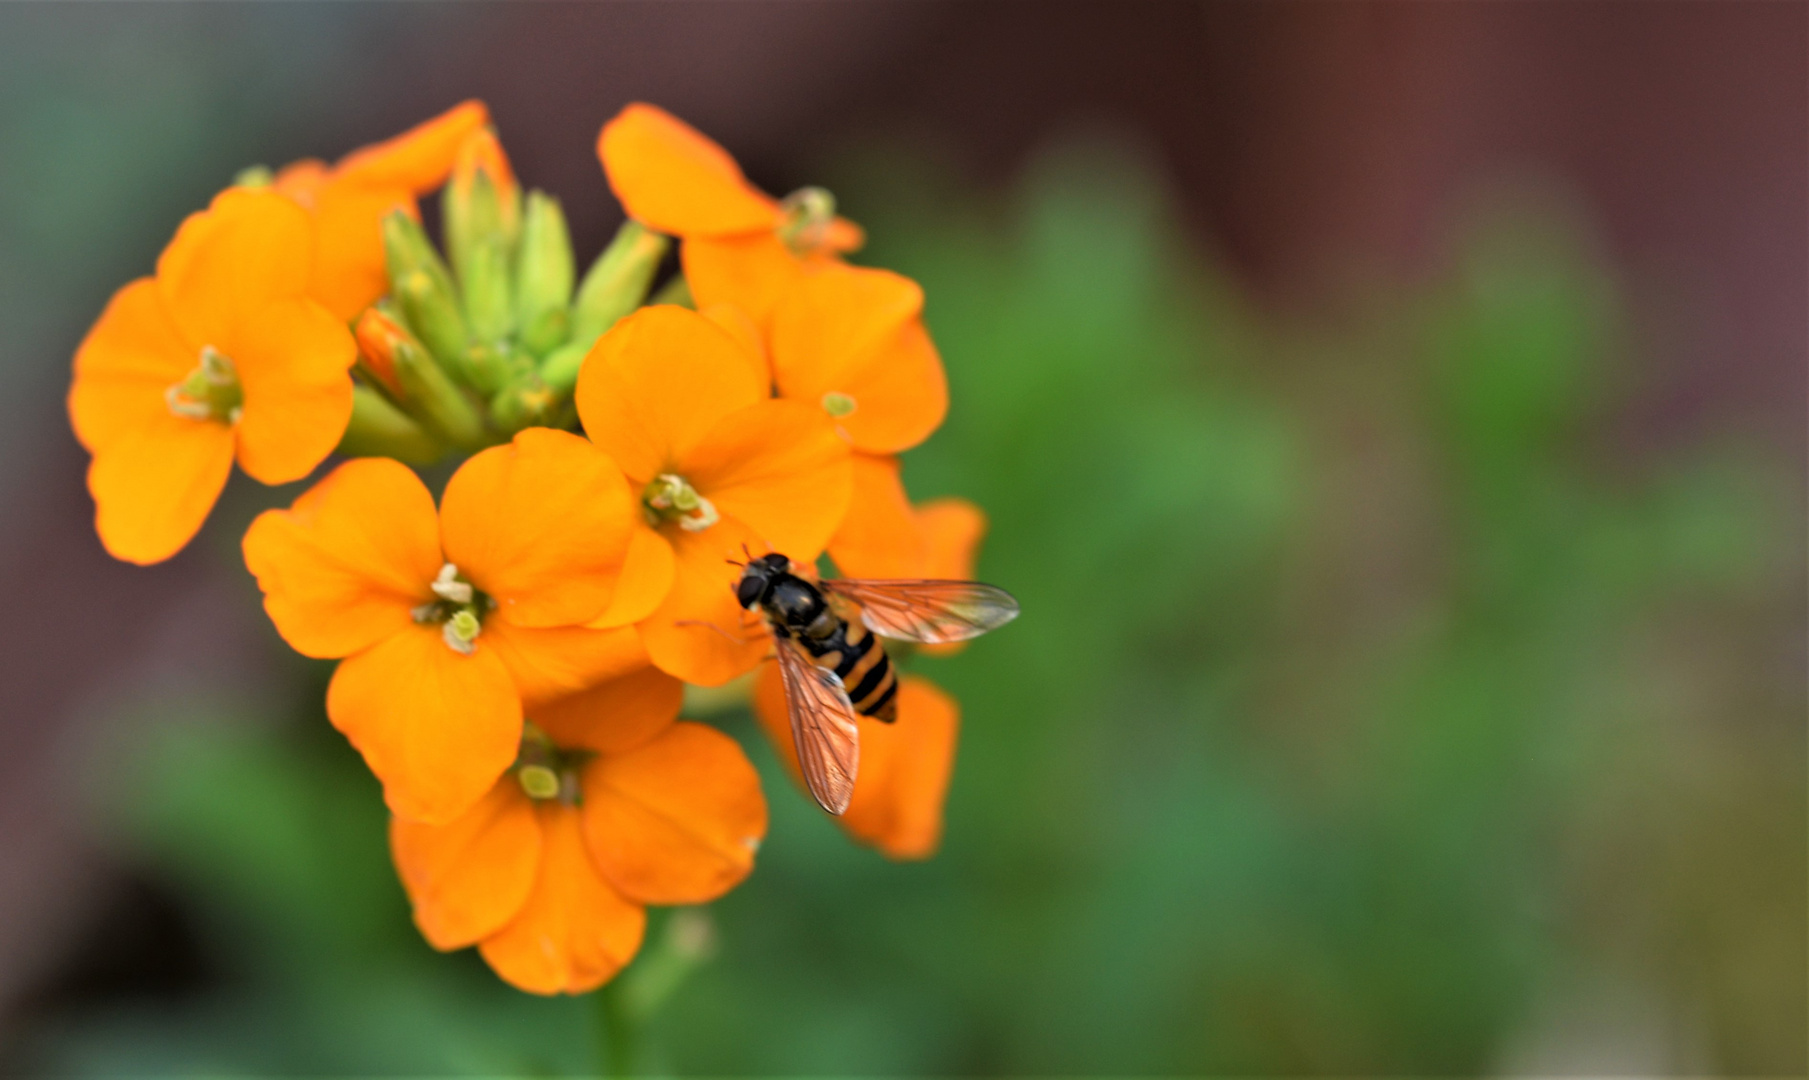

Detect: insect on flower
[733, 552, 1018, 814]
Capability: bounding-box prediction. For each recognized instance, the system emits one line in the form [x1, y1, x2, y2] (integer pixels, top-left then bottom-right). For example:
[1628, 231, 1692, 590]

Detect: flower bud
[489, 372, 557, 433]
[514, 191, 575, 357]
[443, 129, 521, 346]
[570, 221, 668, 345]
[355, 306, 487, 449]
[337, 384, 444, 465]
[382, 211, 470, 374]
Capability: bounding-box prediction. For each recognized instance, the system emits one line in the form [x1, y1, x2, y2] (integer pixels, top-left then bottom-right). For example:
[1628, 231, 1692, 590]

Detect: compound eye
[735, 576, 764, 609]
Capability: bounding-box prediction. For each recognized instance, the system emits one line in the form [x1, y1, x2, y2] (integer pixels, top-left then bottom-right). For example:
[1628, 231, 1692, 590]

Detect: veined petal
[581, 721, 767, 905]
[638, 517, 772, 687]
[230, 297, 357, 485]
[589, 522, 676, 629]
[391, 778, 541, 950]
[332, 100, 491, 192]
[69, 278, 195, 454]
[532, 665, 682, 757]
[242, 458, 441, 659]
[597, 103, 777, 238]
[827, 453, 925, 579]
[479, 805, 646, 996]
[684, 399, 852, 560]
[682, 232, 809, 332]
[574, 306, 764, 483]
[441, 429, 634, 629]
[326, 625, 522, 826]
[87, 409, 234, 565]
[485, 621, 650, 713]
[840, 676, 959, 860]
[156, 187, 312, 350]
[769, 264, 946, 454]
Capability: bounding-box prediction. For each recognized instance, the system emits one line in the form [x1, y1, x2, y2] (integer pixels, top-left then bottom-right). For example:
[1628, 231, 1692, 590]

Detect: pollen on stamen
[431, 563, 474, 604]
[442, 608, 481, 655]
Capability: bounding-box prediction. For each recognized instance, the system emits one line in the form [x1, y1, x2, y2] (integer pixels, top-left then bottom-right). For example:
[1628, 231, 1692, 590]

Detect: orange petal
[597, 103, 776, 238]
[769, 264, 947, 454]
[589, 521, 677, 629]
[532, 664, 681, 756]
[440, 429, 634, 628]
[331, 100, 491, 193]
[302, 181, 416, 322]
[638, 517, 771, 687]
[241, 458, 442, 659]
[479, 805, 646, 995]
[229, 298, 357, 484]
[840, 676, 959, 860]
[486, 621, 651, 713]
[68, 278, 195, 454]
[326, 624, 522, 826]
[913, 496, 990, 658]
[581, 721, 767, 905]
[272, 159, 329, 207]
[682, 232, 807, 332]
[574, 306, 764, 483]
[917, 497, 987, 579]
[700, 302, 772, 390]
[827, 453, 925, 579]
[684, 399, 852, 560]
[86, 409, 234, 565]
[391, 778, 541, 950]
[156, 187, 311, 351]
[825, 215, 865, 253]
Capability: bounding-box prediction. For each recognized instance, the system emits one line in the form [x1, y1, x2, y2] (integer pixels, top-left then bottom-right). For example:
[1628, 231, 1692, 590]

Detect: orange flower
[574, 305, 852, 686]
[828, 454, 988, 581]
[597, 103, 864, 329]
[68, 187, 357, 565]
[274, 100, 489, 321]
[242, 429, 646, 825]
[768, 263, 947, 455]
[392, 667, 767, 994]
[755, 669, 959, 860]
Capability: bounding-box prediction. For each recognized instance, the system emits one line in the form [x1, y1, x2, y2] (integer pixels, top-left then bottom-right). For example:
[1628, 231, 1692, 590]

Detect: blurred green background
[0, 4, 1801, 1076]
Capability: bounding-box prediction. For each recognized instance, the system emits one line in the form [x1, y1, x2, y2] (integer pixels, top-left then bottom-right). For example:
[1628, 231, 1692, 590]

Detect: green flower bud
[382, 211, 470, 374]
[490, 373, 557, 433]
[648, 273, 694, 309]
[356, 305, 487, 450]
[515, 191, 575, 356]
[570, 221, 669, 345]
[337, 383, 445, 465]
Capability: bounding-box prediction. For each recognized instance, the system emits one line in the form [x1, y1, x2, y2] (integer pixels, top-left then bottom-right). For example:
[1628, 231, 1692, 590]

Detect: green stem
[596, 976, 638, 1079]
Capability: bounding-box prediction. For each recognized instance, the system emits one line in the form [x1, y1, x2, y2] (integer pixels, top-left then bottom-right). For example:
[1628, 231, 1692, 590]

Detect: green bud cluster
[338, 171, 672, 463]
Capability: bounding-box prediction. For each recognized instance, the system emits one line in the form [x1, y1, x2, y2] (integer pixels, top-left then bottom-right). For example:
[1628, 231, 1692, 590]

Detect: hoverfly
[734, 553, 1018, 815]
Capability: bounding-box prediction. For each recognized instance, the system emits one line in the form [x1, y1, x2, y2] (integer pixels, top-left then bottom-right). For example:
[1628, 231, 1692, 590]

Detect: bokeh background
[0, 2, 1803, 1075]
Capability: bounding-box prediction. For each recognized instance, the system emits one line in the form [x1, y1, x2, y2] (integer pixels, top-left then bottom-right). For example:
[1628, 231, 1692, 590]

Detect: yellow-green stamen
[643, 472, 720, 532]
[822, 391, 857, 418]
[777, 186, 836, 256]
[412, 562, 490, 655]
[165, 346, 243, 424]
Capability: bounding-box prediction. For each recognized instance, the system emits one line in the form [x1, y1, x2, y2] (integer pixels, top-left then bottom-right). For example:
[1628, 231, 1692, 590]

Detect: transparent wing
[775, 637, 861, 815]
[821, 578, 1020, 645]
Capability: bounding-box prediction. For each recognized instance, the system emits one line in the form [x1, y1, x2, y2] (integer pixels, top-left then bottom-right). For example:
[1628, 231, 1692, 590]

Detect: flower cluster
[69, 102, 991, 993]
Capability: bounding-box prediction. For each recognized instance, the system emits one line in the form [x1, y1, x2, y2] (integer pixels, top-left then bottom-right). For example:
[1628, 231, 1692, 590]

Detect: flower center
[513, 722, 590, 805]
[642, 472, 719, 532]
[821, 391, 857, 418]
[776, 186, 836, 257]
[411, 562, 493, 655]
[165, 346, 243, 424]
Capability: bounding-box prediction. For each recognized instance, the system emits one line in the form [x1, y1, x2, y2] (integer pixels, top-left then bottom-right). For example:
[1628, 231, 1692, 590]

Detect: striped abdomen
[801, 615, 898, 722]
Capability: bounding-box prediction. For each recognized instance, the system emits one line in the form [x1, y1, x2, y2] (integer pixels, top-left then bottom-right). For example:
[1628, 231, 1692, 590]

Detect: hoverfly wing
[821, 579, 1020, 645]
[775, 637, 861, 815]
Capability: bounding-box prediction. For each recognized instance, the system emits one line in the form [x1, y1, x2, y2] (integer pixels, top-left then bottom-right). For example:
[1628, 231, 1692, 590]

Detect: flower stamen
[821, 391, 857, 418]
[777, 186, 836, 257]
[643, 472, 720, 532]
[412, 562, 491, 655]
[165, 345, 243, 424]
[514, 722, 590, 805]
